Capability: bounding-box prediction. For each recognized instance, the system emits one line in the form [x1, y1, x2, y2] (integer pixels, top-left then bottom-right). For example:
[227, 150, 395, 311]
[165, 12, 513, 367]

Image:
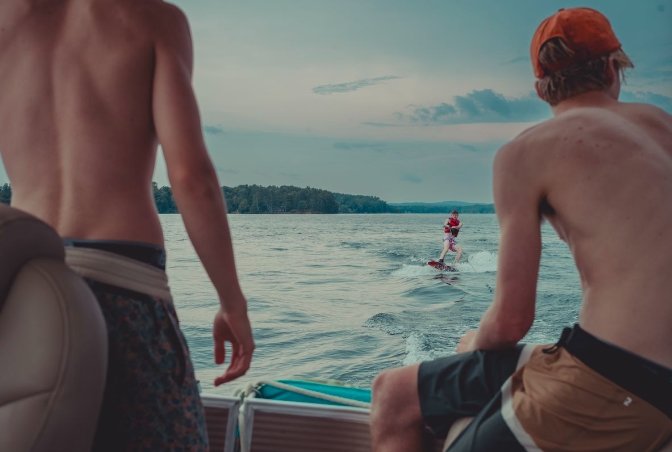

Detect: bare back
[520, 101, 672, 366]
[0, 0, 167, 244]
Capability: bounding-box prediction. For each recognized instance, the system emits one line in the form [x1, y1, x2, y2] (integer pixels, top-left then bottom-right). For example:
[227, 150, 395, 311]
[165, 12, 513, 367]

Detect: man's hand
[213, 306, 255, 386]
[456, 329, 478, 353]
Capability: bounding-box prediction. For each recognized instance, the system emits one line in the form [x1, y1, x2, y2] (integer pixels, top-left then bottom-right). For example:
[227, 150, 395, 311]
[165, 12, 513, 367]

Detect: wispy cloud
[313, 75, 401, 95]
[402, 89, 549, 125]
[401, 173, 423, 184]
[333, 142, 387, 152]
[216, 167, 238, 175]
[458, 143, 481, 153]
[502, 56, 528, 65]
[630, 55, 672, 87]
[279, 172, 302, 181]
[204, 125, 225, 135]
[361, 121, 399, 128]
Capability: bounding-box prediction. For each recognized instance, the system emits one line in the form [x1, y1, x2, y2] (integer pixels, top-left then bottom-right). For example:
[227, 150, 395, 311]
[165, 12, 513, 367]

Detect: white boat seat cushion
[0, 204, 107, 452]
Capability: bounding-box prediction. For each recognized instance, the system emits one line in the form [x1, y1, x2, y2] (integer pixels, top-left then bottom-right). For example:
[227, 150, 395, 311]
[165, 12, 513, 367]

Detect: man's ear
[534, 80, 543, 100]
[604, 55, 622, 98]
[604, 56, 618, 85]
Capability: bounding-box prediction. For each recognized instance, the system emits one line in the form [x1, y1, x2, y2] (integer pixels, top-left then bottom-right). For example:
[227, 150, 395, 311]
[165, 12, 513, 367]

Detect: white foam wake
[454, 250, 498, 273]
[391, 264, 437, 278]
[402, 332, 435, 365]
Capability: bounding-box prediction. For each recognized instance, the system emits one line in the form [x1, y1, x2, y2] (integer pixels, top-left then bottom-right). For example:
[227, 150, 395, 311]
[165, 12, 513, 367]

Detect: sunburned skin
[369, 8, 672, 450]
[483, 91, 672, 368]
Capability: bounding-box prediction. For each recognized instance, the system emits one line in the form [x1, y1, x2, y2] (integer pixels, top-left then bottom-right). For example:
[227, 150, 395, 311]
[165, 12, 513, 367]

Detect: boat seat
[239, 397, 371, 452]
[236, 380, 371, 452]
[0, 204, 107, 452]
[202, 394, 242, 452]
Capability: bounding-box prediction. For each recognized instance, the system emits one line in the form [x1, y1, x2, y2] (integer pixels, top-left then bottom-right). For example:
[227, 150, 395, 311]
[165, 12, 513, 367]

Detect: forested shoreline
[0, 182, 494, 214]
[159, 183, 395, 214]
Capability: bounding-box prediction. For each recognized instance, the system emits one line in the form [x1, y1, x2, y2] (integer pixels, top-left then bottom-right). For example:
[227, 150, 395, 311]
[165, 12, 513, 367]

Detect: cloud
[401, 173, 423, 184]
[216, 167, 238, 175]
[458, 144, 480, 153]
[333, 142, 387, 152]
[502, 56, 528, 65]
[621, 90, 672, 112]
[279, 172, 302, 180]
[313, 75, 401, 95]
[630, 55, 672, 86]
[361, 121, 399, 128]
[402, 89, 549, 125]
[204, 125, 224, 135]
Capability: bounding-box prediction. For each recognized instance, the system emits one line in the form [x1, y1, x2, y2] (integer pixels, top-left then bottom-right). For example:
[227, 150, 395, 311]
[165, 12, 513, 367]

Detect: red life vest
[444, 217, 460, 235]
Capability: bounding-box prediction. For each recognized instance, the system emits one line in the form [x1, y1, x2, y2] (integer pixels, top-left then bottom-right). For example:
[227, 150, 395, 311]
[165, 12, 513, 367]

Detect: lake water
[160, 213, 581, 394]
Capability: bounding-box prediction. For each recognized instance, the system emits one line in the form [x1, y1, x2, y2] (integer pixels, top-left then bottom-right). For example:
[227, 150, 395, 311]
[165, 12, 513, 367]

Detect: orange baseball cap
[530, 7, 622, 78]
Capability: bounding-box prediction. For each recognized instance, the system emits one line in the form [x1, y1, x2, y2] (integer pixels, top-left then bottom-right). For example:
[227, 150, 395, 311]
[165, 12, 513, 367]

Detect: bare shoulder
[144, 1, 190, 32]
[493, 121, 546, 168]
[620, 102, 672, 131]
[621, 101, 671, 118]
[493, 115, 582, 184]
[492, 130, 537, 187]
[104, 0, 190, 40]
[141, 1, 192, 55]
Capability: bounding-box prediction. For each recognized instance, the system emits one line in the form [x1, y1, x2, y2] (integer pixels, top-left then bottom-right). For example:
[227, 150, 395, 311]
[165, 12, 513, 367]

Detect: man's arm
[461, 140, 542, 351]
[151, 5, 253, 384]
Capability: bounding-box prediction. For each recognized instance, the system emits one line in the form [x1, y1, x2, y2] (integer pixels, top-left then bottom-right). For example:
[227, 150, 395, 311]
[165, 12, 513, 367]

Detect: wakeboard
[427, 260, 457, 272]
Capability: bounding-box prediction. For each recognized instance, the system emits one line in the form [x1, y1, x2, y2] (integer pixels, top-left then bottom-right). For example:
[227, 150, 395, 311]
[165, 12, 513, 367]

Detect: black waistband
[545, 324, 672, 419]
[63, 238, 166, 270]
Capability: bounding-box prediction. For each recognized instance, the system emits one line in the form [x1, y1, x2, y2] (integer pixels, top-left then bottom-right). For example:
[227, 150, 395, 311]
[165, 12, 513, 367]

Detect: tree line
[0, 182, 492, 214]
[155, 183, 395, 214]
[391, 203, 495, 214]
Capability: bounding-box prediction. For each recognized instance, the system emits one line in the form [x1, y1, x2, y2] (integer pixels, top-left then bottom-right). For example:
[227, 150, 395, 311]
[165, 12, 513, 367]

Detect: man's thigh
[446, 393, 525, 452]
[418, 345, 524, 439]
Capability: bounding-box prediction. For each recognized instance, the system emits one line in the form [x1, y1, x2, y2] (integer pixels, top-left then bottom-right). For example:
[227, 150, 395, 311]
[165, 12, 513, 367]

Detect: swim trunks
[65, 241, 208, 451]
[418, 324, 672, 451]
[443, 234, 458, 252]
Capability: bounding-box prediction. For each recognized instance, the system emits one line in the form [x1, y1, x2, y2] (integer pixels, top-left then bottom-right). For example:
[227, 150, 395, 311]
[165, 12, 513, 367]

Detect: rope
[251, 380, 371, 409]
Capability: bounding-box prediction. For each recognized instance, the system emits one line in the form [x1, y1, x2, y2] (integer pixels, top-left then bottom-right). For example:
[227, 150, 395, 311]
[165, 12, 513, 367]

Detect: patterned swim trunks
[443, 234, 458, 251]
[65, 241, 208, 451]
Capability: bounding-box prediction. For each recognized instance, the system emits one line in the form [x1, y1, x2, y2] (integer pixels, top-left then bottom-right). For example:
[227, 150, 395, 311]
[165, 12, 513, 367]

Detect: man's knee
[371, 370, 392, 414]
[371, 365, 422, 427]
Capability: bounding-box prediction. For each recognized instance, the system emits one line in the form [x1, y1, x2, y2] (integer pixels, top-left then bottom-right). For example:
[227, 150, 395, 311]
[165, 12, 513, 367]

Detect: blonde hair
[535, 38, 634, 105]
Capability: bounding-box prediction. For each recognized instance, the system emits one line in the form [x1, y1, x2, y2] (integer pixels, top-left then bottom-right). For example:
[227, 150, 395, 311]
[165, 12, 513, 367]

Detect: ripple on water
[158, 214, 580, 393]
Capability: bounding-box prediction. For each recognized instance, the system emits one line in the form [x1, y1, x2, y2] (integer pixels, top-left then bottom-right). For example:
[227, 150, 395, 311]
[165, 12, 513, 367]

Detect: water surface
[160, 214, 580, 394]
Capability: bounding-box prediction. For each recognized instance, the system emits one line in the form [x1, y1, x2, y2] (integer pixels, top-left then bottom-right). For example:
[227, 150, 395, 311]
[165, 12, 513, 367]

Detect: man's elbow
[485, 303, 534, 345]
[170, 164, 221, 200]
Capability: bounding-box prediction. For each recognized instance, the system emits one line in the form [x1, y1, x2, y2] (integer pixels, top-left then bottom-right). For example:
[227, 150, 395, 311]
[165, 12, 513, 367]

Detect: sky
[1, 1, 670, 202]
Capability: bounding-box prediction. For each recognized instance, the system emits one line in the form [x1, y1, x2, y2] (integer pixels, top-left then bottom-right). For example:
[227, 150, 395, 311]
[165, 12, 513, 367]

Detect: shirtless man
[371, 7, 671, 451]
[0, 0, 254, 449]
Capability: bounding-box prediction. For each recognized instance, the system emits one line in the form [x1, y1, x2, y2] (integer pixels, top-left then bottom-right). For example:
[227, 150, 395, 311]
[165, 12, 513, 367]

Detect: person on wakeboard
[438, 210, 463, 264]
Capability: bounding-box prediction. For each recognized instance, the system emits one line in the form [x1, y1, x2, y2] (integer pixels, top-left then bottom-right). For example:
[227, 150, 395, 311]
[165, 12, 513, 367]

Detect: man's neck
[551, 91, 619, 116]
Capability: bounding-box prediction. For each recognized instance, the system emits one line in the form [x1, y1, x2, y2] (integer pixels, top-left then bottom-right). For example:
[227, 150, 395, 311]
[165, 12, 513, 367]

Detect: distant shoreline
[0, 182, 495, 214]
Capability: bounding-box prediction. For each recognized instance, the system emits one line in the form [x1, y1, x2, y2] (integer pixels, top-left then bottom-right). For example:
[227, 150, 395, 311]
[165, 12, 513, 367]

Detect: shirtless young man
[371, 8, 672, 451]
[0, 0, 254, 449]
